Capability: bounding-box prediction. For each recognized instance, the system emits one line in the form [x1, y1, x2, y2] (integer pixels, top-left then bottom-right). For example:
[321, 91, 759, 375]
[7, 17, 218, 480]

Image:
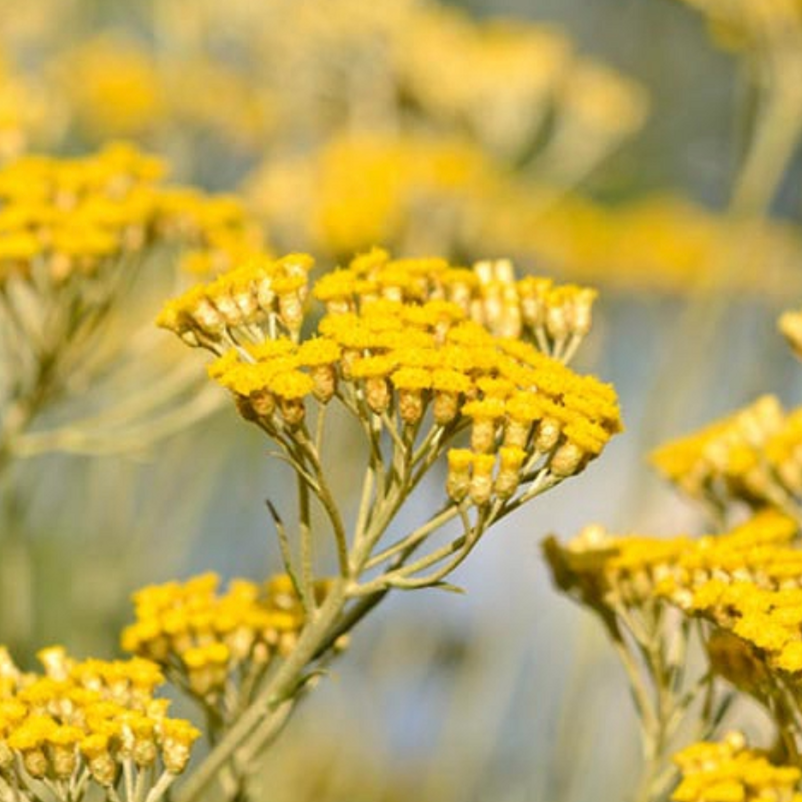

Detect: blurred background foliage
[1, 0, 801, 799]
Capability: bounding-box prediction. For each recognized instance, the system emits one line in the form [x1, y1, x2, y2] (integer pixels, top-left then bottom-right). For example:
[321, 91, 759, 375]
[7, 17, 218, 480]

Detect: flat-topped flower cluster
[158, 249, 621, 509]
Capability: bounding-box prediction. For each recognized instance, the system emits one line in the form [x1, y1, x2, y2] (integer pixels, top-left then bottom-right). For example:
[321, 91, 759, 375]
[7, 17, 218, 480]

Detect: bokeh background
[2, 0, 801, 799]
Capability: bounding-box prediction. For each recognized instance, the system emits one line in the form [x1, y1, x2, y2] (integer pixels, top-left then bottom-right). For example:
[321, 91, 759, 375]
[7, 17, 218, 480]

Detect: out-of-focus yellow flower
[162, 58, 276, 150]
[0, 142, 271, 466]
[552, 62, 648, 141]
[51, 35, 167, 140]
[50, 34, 277, 152]
[247, 131, 511, 258]
[394, 7, 572, 156]
[496, 193, 802, 297]
[650, 395, 802, 511]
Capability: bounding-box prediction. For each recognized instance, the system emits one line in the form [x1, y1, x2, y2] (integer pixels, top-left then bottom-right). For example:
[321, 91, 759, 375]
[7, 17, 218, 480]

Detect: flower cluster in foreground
[0, 647, 198, 801]
[150, 248, 620, 801]
[546, 304, 802, 801]
[159, 249, 621, 512]
[672, 732, 802, 802]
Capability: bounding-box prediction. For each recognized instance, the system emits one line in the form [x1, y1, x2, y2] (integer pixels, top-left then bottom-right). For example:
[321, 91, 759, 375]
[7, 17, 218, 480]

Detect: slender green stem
[295, 429, 349, 576]
[363, 502, 461, 570]
[351, 465, 377, 568]
[297, 462, 315, 613]
[174, 580, 348, 802]
[143, 772, 175, 802]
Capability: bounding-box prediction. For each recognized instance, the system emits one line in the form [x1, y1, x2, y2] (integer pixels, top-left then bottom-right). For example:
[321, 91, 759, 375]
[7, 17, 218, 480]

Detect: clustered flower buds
[0, 143, 273, 441]
[672, 732, 802, 802]
[163, 250, 622, 507]
[545, 506, 802, 685]
[121, 573, 328, 725]
[0, 143, 268, 295]
[651, 394, 802, 514]
[157, 253, 312, 349]
[0, 144, 163, 287]
[0, 646, 199, 799]
[543, 272, 802, 802]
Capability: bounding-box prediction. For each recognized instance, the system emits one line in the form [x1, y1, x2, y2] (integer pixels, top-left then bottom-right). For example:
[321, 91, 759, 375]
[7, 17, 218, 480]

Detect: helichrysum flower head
[161, 250, 622, 510]
[544, 508, 799, 610]
[650, 395, 802, 515]
[0, 646, 199, 791]
[672, 732, 802, 802]
[121, 573, 326, 724]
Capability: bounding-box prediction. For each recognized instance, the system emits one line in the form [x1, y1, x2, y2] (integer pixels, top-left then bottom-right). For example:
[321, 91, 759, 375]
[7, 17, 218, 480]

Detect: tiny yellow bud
[446, 449, 473, 501]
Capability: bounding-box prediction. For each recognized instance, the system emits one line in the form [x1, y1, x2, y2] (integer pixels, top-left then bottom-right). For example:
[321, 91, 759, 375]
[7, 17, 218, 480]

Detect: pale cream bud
[470, 454, 496, 506]
[398, 389, 425, 424]
[471, 418, 497, 453]
[433, 391, 459, 426]
[23, 748, 48, 779]
[534, 417, 561, 452]
[446, 449, 472, 502]
[51, 744, 78, 779]
[365, 377, 391, 414]
[550, 442, 586, 477]
[311, 365, 337, 403]
[89, 754, 118, 786]
[278, 397, 306, 427]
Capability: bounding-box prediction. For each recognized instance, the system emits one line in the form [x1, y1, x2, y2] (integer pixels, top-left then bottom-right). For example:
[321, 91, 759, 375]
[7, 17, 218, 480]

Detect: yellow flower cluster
[121, 573, 318, 718]
[544, 508, 797, 609]
[247, 132, 504, 259]
[689, 582, 802, 678]
[650, 395, 802, 512]
[156, 252, 312, 348]
[0, 143, 267, 291]
[672, 732, 802, 802]
[0, 646, 199, 791]
[0, 143, 163, 285]
[52, 36, 165, 140]
[546, 505, 802, 687]
[159, 247, 599, 364]
[394, 8, 646, 155]
[494, 194, 802, 297]
[137, 0, 646, 161]
[159, 250, 621, 504]
[395, 10, 571, 155]
[314, 248, 598, 350]
[51, 34, 275, 148]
